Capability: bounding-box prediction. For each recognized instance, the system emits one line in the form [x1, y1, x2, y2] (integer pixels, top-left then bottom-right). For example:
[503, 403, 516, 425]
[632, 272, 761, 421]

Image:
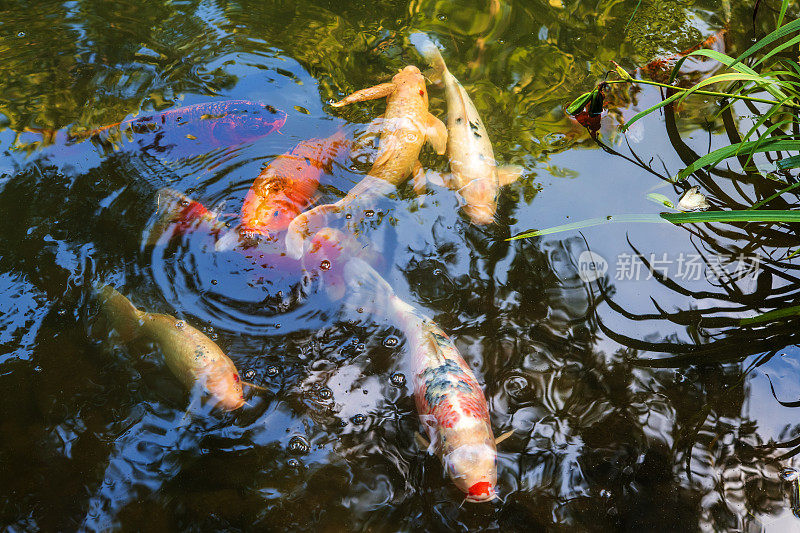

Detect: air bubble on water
[266, 365, 279, 377]
[180, 199, 189, 206]
[390, 372, 406, 387]
[275, 323, 281, 329]
[365, 209, 375, 217]
[437, 13, 447, 21]
[244, 369, 256, 379]
[383, 335, 399, 347]
[34, 365, 42, 372]
[345, 213, 353, 220]
[504, 375, 529, 397]
[320, 260, 331, 271]
[288, 435, 310, 454]
[287, 458, 301, 468]
[600, 489, 612, 499]
[319, 387, 333, 400]
[351, 414, 366, 424]
[211, 333, 219, 341]
[57, 308, 66, 316]
[357, 307, 364, 314]
[356, 343, 366, 352]
[17, 32, 25, 37]
[175, 320, 186, 329]
[211, 279, 218, 285]
[433, 269, 442, 276]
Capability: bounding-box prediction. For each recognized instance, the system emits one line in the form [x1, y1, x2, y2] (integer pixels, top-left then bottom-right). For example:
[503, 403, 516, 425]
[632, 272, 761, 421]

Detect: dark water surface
[1, 0, 799, 531]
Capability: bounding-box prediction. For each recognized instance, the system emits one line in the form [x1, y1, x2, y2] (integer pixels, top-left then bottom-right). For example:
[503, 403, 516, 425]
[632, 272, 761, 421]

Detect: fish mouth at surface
[465, 481, 498, 503]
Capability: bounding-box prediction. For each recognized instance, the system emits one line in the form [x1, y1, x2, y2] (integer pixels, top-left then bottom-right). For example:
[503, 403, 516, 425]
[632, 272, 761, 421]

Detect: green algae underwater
[1, 0, 799, 530]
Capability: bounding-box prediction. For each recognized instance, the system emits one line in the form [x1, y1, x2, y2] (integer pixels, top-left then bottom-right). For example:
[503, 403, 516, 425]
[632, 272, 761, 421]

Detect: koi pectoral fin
[331, 83, 396, 107]
[241, 380, 268, 392]
[497, 165, 524, 186]
[495, 429, 514, 445]
[425, 113, 447, 155]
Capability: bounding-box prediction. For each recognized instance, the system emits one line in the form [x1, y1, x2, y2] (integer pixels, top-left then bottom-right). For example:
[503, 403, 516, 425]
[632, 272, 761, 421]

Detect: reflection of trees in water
[389, 205, 789, 529]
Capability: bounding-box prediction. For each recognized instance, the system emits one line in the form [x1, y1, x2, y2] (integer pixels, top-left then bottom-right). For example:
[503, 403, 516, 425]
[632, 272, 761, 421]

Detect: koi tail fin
[410, 33, 448, 81]
[96, 285, 144, 342]
[284, 202, 342, 259]
[342, 257, 398, 318]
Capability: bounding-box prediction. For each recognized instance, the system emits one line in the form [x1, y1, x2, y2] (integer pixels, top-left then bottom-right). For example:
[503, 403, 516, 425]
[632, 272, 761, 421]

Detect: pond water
[1, 0, 799, 531]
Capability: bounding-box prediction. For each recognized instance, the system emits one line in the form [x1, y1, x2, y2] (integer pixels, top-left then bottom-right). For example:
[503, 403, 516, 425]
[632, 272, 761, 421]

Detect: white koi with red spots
[343, 258, 502, 502]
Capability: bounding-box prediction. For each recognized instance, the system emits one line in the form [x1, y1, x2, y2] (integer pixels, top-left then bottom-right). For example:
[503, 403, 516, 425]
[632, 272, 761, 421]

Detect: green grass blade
[749, 181, 800, 210]
[742, 101, 795, 141]
[676, 72, 782, 105]
[677, 139, 800, 180]
[754, 34, 800, 67]
[743, 120, 796, 168]
[668, 48, 788, 100]
[729, 18, 800, 68]
[620, 91, 683, 132]
[778, 0, 789, 28]
[740, 304, 800, 325]
[507, 210, 800, 240]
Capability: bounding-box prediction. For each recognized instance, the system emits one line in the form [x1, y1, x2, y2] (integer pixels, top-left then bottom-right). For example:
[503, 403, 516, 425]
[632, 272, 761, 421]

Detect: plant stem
[606, 79, 800, 109]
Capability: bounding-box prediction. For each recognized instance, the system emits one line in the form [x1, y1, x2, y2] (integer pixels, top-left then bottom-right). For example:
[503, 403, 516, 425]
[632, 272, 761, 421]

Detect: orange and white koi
[415, 36, 522, 225]
[343, 258, 511, 502]
[97, 285, 249, 410]
[285, 65, 447, 258]
[215, 131, 351, 251]
[144, 188, 228, 247]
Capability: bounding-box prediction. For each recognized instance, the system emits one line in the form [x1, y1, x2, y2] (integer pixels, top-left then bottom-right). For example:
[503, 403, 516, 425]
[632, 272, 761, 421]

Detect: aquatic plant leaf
[566, 91, 594, 116]
[676, 138, 800, 180]
[508, 210, 800, 240]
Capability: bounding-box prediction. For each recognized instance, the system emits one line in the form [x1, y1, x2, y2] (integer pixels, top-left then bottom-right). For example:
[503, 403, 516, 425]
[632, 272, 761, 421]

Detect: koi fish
[68, 100, 286, 153]
[144, 188, 228, 247]
[285, 65, 448, 258]
[215, 131, 351, 251]
[640, 28, 727, 82]
[415, 36, 522, 225]
[97, 285, 246, 410]
[343, 258, 512, 502]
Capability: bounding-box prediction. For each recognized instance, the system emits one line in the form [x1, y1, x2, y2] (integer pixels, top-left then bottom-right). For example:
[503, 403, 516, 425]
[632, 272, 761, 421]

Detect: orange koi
[285, 65, 447, 258]
[215, 131, 351, 251]
[640, 28, 727, 81]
